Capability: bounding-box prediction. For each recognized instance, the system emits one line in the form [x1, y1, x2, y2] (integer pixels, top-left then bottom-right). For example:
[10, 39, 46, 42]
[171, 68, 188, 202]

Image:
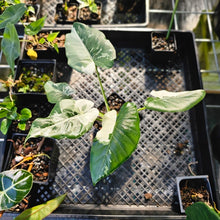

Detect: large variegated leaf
[0, 169, 33, 211]
[90, 102, 140, 185]
[26, 99, 99, 140]
[1, 23, 20, 75]
[44, 81, 75, 104]
[0, 3, 26, 29]
[144, 90, 206, 112]
[65, 22, 116, 74]
[14, 194, 66, 220]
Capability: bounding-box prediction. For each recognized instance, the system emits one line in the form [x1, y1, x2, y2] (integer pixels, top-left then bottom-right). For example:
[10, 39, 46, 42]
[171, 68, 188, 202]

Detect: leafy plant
[0, 169, 66, 219]
[77, 0, 98, 14]
[185, 202, 220, 220]
[0, 76, 32, 135]
[25, 22, 206, 186]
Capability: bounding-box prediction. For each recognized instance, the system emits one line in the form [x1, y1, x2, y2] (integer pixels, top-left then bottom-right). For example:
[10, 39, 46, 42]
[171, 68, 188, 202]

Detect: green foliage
[0, 96, 32, 135]
[0, 3, 26, 29]
[14, 194, 66, 220]
[24, 16, 46, 36]
[185, 202, 220, 220]
[1, 23, 20, 75]
[65, 22, 116, 74]
[26, 99, 99, 140]
[0, 169, 33, 211]
[44, 81, 75, 103]
[77, 0, 98, 14]
[90, 103, 140, 185]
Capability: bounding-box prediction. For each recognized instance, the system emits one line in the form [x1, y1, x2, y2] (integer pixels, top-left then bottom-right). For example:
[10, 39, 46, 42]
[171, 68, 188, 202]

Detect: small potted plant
[77, 0, 102, 24]
[151, 0, 179, 63]
[13, 59, 56, 94]
[54, 0, 79, 24]
[176, 175, 214, 213]
[2, 133, 59, 184]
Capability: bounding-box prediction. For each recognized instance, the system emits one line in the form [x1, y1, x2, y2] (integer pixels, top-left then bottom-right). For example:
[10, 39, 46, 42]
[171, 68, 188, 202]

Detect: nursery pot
[21, 30, 70, 61]
[13, 59, 56, 94]
[78, 1, 102, 24]
[2, 133, 59, 185]
[176, 175, 214, 213]
[54, 1, 78, 24]
[150, 31, 178, 64]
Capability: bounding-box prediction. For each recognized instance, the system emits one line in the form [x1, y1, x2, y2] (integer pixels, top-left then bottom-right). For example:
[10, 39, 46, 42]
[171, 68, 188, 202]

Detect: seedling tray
[40, 0, 149, 28]
[2, 29, 217, 218]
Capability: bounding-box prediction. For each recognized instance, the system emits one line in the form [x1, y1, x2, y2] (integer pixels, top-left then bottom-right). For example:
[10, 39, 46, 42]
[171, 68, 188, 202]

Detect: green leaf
[185, 202, 220, 220]
[0, 3, 26, 29]
[38, 38, 45, 44]
[89, 2, 98, 14]
[0, 118, 12, 135]
[17, 121, 26, 131]
[14, 194, 66, 220]
[1, 23, 20, 75]
[90, 102, 140, 185]
[44, 81, 75, 104]
[53, 43, 59, 53]
[65, 22, 116, 74]
[26, 5, 35, 15]
[47, 32, 59, 43]
[24, 16, 46, 36]
[26, 99, 99, 140]
[144, 90, 206, 112]
[0, 169, 33, 211]
[19, 108, 32, 121]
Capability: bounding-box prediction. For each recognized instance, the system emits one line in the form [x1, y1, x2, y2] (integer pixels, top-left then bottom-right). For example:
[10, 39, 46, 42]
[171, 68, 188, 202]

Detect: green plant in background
[77, 0, 98, 14]
[25, 22, 206, 185]
[186, 202, 220, 220]
[0, 4, 59, 73]
[0, 76, 32, 134]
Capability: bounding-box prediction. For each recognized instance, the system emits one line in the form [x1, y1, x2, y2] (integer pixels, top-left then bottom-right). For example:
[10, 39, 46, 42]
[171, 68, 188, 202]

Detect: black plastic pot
[78, 1, 102, 24]
[176, 175, 214, 213]
[2, 133, 59, 185]
[54, 1, 78, 24]
[150, 31, 178, 64]
[20, 29, 70, 61]
[13, 59, 56, 94]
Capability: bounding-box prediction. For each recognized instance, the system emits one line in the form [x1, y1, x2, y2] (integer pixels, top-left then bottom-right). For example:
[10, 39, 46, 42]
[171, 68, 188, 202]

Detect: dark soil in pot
[151, 32, 177, 52]
[54, 2, 78, 24]
[78, 2, 102, 24]
[5, 134, 55, 183]
[179, 178, 212, 210]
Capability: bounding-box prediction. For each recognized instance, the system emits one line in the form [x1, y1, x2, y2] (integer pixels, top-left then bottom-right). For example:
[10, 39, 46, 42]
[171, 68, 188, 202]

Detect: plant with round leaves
[26, 22, 206, 185]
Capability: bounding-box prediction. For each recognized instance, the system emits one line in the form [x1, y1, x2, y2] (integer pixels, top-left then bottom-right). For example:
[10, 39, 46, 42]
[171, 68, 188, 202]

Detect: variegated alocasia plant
[25, 22, 206, 185]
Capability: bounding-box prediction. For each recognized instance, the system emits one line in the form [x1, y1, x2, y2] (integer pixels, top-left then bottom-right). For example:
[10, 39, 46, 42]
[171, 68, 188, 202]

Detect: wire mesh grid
[31, 47, 197, 209]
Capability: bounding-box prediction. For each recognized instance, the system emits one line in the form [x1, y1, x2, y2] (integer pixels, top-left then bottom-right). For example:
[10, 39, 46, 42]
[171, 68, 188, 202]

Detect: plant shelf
[2, 29, 217, 218]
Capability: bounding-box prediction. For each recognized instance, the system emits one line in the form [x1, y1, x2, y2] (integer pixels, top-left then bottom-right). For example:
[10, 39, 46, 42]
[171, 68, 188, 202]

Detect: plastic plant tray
[2, 29, 217, 218]
[40, 0, 149, 28]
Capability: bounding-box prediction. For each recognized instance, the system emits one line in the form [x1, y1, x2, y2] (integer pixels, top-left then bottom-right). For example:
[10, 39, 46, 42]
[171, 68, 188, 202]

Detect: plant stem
[166, 0, 179, 40]
[95, 66, 110, 112]
[137, 107, 146, 112]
